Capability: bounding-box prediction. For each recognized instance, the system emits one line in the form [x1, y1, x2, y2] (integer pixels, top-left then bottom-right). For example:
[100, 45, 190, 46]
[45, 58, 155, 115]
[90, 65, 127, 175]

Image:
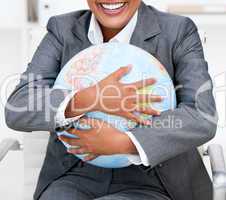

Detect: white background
[0, 0, 225, 199]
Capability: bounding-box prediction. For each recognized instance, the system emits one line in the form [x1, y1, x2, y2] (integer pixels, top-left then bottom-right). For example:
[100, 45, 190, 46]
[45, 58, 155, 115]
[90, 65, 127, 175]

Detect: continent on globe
[54, 42, 176, 168]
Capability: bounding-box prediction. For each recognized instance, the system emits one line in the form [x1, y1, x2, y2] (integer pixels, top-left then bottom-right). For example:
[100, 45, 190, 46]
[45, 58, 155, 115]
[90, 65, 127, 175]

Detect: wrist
[118, 133, 138, 154]
[75, 88, 94, 112]
[65, 87, 96, 118]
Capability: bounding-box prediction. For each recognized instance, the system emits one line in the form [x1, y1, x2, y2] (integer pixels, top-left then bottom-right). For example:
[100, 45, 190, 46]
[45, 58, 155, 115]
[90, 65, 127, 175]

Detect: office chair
[0, 31, 225, 200]
[1, 133, 226, 200]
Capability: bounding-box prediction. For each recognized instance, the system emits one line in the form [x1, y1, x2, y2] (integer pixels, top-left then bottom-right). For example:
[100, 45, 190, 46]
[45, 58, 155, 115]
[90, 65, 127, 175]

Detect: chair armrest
[208, 144, 226, 200]
[0, 138, 21, 162]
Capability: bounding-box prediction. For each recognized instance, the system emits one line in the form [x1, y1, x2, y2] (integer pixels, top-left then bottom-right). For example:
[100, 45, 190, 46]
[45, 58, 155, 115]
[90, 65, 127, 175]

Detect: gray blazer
[5, 2, 218, 200]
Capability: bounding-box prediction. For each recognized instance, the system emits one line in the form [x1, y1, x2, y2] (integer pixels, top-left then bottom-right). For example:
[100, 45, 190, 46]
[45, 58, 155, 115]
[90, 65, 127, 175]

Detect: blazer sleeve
[5, 17, 70, 133]
[131, 17, 218, 167]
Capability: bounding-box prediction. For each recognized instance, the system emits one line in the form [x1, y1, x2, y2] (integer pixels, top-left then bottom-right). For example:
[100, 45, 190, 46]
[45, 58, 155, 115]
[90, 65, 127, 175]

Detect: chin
[88, 0, 140, 29]
[99, 17, 130, 30]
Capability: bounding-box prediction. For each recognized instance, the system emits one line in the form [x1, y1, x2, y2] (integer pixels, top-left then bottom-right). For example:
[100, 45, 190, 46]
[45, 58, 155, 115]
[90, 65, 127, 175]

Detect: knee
[39, 180, 76, 200]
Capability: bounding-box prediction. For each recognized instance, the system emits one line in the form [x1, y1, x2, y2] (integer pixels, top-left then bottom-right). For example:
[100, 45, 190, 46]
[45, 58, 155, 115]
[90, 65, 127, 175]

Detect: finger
[67, 128, 84, 138]
[79, 118, 104, 129]
[124, 112, 152, 126]
[109, 65, 132, 81]
[131, 78, 156, 89]
[136, 95, 163, 104]
[124, 103, 137, 112]
[59, 136, 82, 146]
[135, 107, 161, 116]
[68, 148, 90, 155]
[68, 146, 81, 150]
[84, 154, 98, 162]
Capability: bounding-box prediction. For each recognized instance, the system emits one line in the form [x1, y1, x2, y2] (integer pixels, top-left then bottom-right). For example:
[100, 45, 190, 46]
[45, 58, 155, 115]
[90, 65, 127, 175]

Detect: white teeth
[101, 3, 125, 10]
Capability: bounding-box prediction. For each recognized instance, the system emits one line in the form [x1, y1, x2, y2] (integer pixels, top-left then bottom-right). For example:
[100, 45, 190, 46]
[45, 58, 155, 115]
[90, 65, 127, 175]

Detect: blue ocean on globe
[54, 42, 176, 168]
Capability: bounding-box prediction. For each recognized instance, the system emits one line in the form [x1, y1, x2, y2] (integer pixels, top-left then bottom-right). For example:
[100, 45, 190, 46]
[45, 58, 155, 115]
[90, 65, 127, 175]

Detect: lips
[101, 2, 126, 10]
[97, 2, 128, 16]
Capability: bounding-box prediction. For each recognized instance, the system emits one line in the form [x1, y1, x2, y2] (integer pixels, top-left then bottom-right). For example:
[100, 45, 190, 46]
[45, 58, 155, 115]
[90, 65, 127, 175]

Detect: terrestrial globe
[54, 43, 176, 168]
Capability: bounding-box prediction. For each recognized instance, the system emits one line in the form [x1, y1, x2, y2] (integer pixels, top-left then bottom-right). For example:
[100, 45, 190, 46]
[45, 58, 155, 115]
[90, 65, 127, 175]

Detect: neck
[99, 25, 122, 42]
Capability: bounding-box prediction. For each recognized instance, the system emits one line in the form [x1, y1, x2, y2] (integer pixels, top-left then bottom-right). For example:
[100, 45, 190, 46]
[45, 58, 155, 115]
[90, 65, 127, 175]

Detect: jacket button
[158, 163, 163, 168]
[62, 161, 68, 166]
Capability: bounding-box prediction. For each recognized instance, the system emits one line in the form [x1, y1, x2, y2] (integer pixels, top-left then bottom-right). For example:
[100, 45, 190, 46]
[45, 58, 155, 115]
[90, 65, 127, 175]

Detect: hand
[66, 65, 162, 125]
[59, 118, 138, 161]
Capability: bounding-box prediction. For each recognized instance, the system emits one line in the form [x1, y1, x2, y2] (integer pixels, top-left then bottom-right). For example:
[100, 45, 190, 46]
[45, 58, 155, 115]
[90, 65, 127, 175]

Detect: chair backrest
[23, 132, 49, 200]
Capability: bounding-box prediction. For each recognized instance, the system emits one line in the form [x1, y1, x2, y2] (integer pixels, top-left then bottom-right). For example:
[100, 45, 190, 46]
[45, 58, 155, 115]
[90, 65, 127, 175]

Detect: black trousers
[40, 161, 171, 200]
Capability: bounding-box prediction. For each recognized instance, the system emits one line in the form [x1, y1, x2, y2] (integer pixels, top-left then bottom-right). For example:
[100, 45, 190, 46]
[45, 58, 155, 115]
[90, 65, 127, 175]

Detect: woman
[5, 1, 217, 200]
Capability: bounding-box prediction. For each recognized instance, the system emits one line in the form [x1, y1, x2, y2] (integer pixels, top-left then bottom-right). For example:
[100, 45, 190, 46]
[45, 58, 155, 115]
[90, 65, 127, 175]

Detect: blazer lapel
[71, 10, 93, 52]
[130, 2, 161, 56]
[70, 2, 161, 58]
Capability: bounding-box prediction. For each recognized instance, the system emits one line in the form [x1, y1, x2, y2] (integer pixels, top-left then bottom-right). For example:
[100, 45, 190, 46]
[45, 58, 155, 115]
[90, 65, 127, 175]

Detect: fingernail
[68, 150, 76, 154]
[69, 146, 80, 150]
[145, 121, 152, 126]
[67, 150, 72, 154]
[127, 64, 133, 69]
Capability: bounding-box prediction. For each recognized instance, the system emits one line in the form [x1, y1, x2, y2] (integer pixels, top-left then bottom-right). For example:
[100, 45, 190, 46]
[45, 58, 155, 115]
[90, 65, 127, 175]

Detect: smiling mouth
[97, 2, 128, 15]
[100, 2, 127, 10]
